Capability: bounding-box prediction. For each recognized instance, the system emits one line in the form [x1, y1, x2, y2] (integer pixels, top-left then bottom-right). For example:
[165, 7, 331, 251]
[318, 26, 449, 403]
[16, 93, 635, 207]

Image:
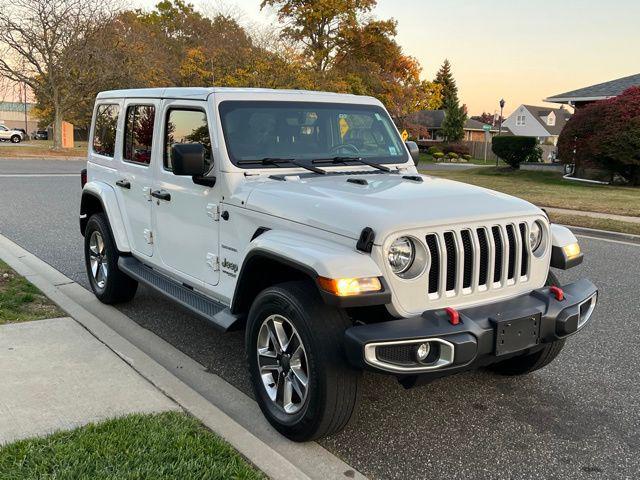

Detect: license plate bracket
[492, 314, 541, 356]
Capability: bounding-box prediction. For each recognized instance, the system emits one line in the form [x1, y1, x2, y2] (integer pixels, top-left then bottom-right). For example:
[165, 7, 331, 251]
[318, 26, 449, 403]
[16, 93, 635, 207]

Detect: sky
[151, 0, 639, 116]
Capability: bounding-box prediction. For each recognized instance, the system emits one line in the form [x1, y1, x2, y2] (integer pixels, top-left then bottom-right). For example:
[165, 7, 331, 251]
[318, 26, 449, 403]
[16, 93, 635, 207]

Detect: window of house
[547, 115, 555, 126]
[92, 104, 120, 157]
[123, 105, 155, 165]
[164, 109, 212, 171]
[516, 115, 526, 126]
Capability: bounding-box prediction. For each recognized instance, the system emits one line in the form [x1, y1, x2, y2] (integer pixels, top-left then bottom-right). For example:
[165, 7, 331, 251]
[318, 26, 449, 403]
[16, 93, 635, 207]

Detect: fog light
[415, 343, 431, 362]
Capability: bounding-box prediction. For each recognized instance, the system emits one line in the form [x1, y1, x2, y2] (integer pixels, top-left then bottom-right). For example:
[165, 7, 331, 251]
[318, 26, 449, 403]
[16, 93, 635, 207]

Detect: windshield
[218, 101, 408, 168]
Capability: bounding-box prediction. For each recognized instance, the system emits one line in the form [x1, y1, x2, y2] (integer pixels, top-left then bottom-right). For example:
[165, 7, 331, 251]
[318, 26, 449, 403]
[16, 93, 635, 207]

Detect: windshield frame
[218, 100, 410, 169]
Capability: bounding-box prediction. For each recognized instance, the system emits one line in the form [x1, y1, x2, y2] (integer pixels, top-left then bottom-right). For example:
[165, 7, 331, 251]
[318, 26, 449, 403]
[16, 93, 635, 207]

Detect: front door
[113, 100, 158, 257]
[152, 100, 220, 287]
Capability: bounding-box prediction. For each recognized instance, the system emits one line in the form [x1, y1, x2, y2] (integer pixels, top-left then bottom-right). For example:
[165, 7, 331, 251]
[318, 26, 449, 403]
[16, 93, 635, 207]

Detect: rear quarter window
[93, 104, 120, 157]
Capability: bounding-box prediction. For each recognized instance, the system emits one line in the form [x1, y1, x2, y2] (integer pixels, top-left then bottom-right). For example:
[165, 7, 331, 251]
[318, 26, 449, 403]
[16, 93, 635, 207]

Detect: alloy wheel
[257, 314, 309, 414]
[88, 231, 108, 289]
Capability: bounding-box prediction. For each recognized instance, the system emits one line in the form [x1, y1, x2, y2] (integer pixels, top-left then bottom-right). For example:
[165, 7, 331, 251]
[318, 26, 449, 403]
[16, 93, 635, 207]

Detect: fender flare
[80, 181, 131, 252]
[550, 224, 583, 269]
[231, 230, 390, 313]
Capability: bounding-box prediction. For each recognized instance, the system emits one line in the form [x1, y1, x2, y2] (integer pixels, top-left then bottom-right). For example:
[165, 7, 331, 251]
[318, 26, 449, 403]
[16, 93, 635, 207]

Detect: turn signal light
[563, 243, 581, 259]
[318, 276, 382, 296]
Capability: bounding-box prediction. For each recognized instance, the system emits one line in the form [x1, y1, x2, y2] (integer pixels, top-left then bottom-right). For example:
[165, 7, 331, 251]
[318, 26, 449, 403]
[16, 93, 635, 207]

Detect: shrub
[491, 136, 539, 169]
[427, 146, 442, 155]
[426, 142, 470, 156]
[462, 154, 472, 160]
[433, 152, 445, 160]
[447, 152, 459, 159]
[558, 86, 640, 185]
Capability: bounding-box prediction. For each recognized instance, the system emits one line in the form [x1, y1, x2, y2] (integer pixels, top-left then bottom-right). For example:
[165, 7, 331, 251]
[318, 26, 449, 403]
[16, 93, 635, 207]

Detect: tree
[492, 136, 539, 169]
[261, 0, 377, 73]
[472, 112, 503, 126]
[441, 99, 467, 142]
[558, 86, 640, 185]
[0, 0, 117, 148]
[434, 59, 458, 109]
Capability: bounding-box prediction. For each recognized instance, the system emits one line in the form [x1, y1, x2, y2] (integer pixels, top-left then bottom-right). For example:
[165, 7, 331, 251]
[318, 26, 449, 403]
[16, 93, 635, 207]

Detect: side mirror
[405, 141, 420, 165]
[171, 143, 207, 177]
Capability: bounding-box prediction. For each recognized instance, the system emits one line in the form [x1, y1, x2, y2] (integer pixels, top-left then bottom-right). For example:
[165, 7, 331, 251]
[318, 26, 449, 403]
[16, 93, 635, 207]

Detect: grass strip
[0, 411, 265, 480]
[0, 260, 64, 324]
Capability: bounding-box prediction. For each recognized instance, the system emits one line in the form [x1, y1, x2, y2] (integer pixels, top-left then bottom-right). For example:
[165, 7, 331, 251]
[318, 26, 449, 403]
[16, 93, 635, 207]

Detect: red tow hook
[549, 285, 564, 301]
[444, 307, 460, 325]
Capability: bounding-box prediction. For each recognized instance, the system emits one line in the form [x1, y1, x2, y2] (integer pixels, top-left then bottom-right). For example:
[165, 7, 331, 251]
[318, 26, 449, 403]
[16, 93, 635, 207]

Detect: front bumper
[345, 279, 597, 382]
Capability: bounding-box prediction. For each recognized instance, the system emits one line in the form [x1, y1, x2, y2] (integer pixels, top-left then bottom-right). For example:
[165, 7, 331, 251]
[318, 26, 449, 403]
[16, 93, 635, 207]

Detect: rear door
[113, 99, 160, 257]
[151, 99, 220, 287]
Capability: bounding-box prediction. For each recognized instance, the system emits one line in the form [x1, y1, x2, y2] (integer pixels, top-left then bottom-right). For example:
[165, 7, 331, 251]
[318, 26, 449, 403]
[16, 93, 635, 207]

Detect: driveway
[1, 158, 638, 479]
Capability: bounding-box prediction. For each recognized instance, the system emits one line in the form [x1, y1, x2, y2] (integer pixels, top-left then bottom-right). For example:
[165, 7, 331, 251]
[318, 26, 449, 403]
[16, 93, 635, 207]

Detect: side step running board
[118, 256, 241, 332]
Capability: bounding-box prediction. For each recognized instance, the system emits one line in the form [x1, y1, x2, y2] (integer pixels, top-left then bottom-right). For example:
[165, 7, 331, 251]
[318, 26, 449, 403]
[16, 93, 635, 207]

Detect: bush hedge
[424, 142, 470, 156]
[427, 146, 442, 155]
[491, 136, 539, 169]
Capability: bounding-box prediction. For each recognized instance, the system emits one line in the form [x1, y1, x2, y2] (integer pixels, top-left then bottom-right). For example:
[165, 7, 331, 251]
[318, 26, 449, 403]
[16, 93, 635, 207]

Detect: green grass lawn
[0, 140, 87, 158]
[0, 411, 265, 480]
[0, 260, 64, 324]
[420, 166, 640, 218]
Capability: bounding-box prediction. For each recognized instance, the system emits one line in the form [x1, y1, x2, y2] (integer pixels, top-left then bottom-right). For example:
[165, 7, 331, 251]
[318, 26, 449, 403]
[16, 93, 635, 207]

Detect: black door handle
[116, 179, 131, 189]
[151, 189, 171, 201]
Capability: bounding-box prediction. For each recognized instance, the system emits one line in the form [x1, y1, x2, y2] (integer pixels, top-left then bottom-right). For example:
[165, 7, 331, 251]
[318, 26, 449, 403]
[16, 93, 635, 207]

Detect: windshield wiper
[312, 156, 391, 172]
[237, 157, 326, 175]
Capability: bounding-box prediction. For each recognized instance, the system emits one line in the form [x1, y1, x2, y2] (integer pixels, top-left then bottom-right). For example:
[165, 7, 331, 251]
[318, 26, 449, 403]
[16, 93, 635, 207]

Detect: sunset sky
[167, 0, 640, 116]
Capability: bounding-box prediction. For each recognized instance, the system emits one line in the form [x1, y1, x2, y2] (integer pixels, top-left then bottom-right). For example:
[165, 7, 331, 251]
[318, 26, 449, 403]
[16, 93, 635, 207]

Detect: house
[501, 105, 571, 145]
[0, 101, 39, 133]
[544, 73, 640, 109]
[404, 110, 500, 142]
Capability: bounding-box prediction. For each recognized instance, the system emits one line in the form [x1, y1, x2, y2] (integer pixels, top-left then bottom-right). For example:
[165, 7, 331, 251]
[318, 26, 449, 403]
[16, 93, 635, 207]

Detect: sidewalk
[0, 317, 178, 445]
[544, 206, 640, 224]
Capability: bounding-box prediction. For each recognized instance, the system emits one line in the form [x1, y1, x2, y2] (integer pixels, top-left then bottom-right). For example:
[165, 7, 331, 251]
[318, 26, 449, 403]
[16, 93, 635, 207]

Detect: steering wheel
[329, 143, 360, 155]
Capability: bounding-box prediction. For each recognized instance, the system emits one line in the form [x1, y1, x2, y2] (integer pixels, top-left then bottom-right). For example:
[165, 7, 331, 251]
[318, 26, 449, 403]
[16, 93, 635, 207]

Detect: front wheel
[10, 135, 21, 143]
[487, 270, 565, 376]
[84, 213, 138, 304]
[246, 281, 360, 441]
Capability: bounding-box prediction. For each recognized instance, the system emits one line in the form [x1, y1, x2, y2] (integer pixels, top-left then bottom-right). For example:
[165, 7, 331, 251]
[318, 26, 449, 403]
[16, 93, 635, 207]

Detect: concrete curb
[568, 225, 640, 245]
[0, 233, 367, 480]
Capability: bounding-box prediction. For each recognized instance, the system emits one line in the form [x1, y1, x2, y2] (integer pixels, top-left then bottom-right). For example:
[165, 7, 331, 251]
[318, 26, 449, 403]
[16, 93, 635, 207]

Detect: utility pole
[22, 82, 28, 134]
[496, 98, 505, 167]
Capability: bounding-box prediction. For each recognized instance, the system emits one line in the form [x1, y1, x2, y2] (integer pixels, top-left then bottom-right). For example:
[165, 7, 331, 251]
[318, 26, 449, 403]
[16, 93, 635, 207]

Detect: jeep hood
[241, 173, 543, 243]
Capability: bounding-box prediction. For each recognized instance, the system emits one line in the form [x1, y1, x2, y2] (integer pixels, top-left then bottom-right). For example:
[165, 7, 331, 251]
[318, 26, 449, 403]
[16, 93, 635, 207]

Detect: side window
[164, 109, 212, 171]
[123, 105, 155, 165]
[93, 104, 119, 157]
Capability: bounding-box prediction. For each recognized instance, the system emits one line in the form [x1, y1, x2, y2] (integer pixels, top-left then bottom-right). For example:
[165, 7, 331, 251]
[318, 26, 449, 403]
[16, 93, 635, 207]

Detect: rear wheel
[487, 270, 565, 376]
[246, 281, 360, 441]
[84, 213, 138, 304]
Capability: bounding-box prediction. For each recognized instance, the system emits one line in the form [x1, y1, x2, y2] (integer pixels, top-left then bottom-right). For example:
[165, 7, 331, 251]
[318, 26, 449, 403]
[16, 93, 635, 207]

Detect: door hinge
[206, 203, 220, 221]
[206, 253, 219, 271]
[143, 229, 153, 244]
[142, 186, 152, 202]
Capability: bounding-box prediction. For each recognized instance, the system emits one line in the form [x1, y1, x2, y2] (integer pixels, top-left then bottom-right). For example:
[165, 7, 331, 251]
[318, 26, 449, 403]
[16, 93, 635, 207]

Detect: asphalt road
[1, 158, 639, 479]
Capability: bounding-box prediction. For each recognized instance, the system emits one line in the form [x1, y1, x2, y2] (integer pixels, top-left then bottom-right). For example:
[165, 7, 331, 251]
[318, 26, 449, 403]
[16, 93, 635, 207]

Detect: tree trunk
[53, 102, 62, 150]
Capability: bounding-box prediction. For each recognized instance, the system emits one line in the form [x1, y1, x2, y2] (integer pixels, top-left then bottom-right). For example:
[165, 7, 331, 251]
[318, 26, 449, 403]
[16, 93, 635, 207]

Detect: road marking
[0, 173, 77, 177]
[576, 234, 640, 247]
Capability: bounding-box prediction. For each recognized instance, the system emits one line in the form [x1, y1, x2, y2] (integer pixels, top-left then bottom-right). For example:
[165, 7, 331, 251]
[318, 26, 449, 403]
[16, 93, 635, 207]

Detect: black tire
[246, 281, 360, 441]
[487, 270, 565, 376]
[10, 135, 21, 143]
[84, 213, 138, 304]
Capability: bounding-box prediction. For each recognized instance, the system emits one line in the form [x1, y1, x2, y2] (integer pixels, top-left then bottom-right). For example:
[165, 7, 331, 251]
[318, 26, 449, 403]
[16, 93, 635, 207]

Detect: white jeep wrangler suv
[80, 87, 597, 441]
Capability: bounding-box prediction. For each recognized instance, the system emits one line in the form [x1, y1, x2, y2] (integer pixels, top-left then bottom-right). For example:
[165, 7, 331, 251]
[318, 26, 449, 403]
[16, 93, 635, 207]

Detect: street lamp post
[496, 98, 505, 167]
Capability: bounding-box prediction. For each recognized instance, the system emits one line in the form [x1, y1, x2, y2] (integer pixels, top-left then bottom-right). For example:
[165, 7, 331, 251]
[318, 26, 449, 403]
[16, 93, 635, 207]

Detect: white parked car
[0, 125, 24, 143]
[80, 88, 597, 441]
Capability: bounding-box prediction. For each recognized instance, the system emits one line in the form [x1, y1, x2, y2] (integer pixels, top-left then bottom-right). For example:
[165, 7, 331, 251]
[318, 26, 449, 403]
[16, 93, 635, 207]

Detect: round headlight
[529, 221, 543, 251]
[388, 237, 415, 274]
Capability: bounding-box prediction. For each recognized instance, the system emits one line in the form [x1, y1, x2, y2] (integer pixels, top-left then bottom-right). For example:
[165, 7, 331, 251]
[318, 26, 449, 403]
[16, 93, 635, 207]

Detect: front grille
[423, 222, 532, 298]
